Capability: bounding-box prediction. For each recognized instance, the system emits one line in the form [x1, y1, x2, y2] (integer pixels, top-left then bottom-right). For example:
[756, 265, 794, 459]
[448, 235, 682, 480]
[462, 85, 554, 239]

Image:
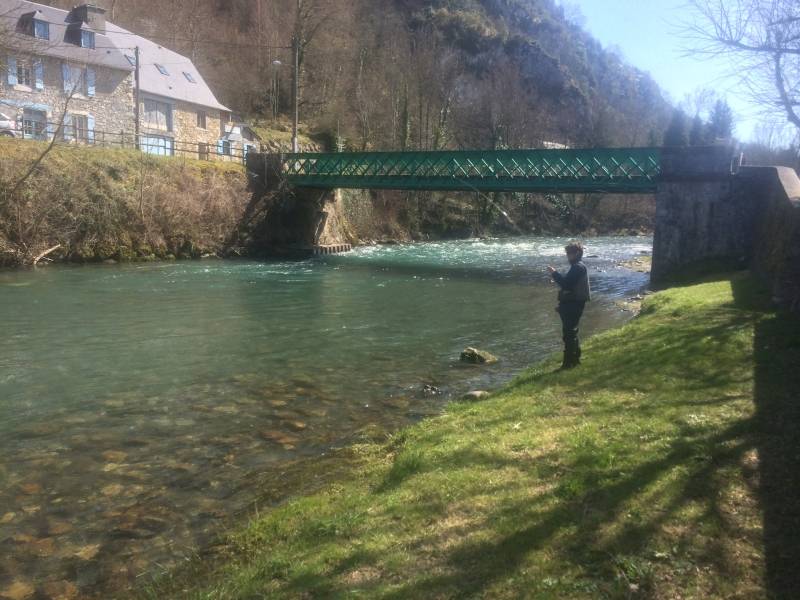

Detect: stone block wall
[748, 166, 800, 311]
[651, 146, 757, 282]
[158, 100, 227, 161]
[652, 146, 800, 311]
[0, 55, 134, 139]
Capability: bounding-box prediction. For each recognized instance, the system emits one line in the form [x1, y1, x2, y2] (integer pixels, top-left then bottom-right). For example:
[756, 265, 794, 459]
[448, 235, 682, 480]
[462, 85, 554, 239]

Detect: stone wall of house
[170, 101, 226, 160]
[0, 54, 134, 140]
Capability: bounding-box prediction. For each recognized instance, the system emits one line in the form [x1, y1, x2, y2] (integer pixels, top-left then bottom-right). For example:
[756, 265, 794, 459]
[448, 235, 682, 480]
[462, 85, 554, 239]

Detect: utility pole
[134, 45, 140, 150]
[291, 33, 299, 153]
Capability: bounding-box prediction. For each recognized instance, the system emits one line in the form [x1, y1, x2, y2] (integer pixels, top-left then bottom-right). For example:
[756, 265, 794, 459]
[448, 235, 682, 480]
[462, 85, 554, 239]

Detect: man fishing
[547, 241, 591, 370]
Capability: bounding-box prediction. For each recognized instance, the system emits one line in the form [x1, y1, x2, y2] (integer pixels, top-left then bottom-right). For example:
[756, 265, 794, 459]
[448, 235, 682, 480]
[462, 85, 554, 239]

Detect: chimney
[70, 4, 106, 34]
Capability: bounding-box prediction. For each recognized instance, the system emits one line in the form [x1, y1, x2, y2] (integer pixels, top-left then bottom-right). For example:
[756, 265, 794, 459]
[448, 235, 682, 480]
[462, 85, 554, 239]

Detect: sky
[565, 0, 762, 141]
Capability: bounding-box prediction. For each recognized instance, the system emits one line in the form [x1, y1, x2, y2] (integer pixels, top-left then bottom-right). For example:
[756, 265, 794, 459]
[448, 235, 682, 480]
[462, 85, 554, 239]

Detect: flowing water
[0, 236, 651, 597]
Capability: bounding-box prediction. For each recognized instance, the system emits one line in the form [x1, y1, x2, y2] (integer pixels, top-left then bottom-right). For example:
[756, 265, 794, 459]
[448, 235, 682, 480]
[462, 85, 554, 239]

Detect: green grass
[139, 273, 800, 599]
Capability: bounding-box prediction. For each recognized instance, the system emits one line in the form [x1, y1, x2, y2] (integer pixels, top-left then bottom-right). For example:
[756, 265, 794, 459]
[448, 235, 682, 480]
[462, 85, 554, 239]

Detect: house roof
[0, 0, 230, 112]
[105, 22, 230, 112]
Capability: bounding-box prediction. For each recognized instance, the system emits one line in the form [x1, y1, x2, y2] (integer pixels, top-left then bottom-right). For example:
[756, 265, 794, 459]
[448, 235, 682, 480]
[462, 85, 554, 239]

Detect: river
[0, 235, 651, 597]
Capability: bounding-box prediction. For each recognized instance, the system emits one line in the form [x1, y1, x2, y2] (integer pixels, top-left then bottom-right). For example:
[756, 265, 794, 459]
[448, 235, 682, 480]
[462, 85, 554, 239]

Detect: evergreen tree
[709, 99, 734, 140]
[689, 114, 706, 146]
[663, 108, 689, 146]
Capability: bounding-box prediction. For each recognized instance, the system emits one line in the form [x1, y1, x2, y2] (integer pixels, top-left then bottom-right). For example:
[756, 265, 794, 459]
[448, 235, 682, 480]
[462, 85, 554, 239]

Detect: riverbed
[0, 236, 651, 597]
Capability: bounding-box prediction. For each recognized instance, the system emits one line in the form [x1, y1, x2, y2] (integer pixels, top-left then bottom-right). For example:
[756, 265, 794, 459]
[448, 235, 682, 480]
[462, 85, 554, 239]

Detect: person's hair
[565, 241, 584, 260]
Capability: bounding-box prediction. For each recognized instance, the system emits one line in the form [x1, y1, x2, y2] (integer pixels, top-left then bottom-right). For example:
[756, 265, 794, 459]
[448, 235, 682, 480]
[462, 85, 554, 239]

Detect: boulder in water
[462, 391, 490, 401]
[460, 347, 498, 365]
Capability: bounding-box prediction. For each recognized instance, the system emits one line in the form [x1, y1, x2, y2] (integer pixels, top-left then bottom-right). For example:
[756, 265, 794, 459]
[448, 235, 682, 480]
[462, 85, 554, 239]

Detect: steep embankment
[140, 272, 800, 599]
[0, 140, 248, 267]
[334, 189, 654, 244]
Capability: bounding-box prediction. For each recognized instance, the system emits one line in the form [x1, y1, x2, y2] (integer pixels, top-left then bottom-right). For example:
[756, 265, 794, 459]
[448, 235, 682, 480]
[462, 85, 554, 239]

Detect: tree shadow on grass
[368, 419, 755, 599]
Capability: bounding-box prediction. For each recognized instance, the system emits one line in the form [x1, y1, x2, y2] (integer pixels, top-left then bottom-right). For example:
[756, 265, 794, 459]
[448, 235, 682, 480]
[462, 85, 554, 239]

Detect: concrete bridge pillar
[651, 146, 756, 283]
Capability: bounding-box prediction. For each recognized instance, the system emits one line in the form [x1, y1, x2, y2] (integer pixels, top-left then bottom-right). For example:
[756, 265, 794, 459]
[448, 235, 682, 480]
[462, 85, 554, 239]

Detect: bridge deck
[280, 148, 661, 194]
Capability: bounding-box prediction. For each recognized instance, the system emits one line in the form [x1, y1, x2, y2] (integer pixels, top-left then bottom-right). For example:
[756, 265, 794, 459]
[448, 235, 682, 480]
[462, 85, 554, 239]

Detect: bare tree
[684, 0, 800, 132]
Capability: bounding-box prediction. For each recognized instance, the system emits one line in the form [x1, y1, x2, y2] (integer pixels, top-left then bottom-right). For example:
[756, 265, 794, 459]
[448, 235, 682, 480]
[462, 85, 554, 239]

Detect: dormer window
[34, 20, 49, 40]
[183, 71, 196, 84]
[154, 63, 169, 76]
[81, 30, 95, 49]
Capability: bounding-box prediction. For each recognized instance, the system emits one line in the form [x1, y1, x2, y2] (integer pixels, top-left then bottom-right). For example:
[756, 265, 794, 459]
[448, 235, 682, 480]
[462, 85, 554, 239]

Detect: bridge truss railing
[280, 148, 661, 194]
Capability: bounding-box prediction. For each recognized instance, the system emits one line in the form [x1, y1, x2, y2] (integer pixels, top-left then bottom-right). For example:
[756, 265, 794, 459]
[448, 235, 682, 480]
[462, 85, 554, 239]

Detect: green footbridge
[279, 148, 661, 194]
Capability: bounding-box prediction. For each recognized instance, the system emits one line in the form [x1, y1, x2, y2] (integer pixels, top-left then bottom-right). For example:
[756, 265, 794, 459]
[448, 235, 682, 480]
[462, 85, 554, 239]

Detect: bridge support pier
[243, 153, 353, 256]
[651, 146, 755, 283]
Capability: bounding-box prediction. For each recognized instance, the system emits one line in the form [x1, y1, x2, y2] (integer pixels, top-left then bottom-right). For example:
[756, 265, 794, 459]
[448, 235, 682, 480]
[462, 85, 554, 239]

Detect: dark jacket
[552, 261, 591, 303]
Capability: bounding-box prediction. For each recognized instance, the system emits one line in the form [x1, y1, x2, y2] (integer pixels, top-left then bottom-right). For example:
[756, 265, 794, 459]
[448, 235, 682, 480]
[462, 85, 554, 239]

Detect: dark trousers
[558, 301, 585, 366]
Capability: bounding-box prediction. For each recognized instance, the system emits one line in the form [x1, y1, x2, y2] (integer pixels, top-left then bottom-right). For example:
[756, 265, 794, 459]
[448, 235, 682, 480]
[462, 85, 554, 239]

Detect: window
[16, 60, 33, 87]
[183, 71, 196, 83]
[64, 114, 90, 142]
[141, 135, 174, 156]
[198, 142, 209, 161]
[219, 140, 231, 156]
[81, 30, 95, 49]
[196, 110, 206, 129]
[143, 98, 172, 131]
[73, 114, 89, 142]
[34, 20, 49, 40]
[219, 111, 230, 135]
[22, 108, 46, 140]
[154, 63, 169, 76]
[125, 54, 136, 67]
[63, 64, 86, 95]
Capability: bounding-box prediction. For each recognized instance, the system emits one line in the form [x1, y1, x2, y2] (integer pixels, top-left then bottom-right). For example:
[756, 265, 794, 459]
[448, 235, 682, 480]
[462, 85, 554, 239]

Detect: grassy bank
[140, 273, 800, 599]
[0, 140, 248, 267]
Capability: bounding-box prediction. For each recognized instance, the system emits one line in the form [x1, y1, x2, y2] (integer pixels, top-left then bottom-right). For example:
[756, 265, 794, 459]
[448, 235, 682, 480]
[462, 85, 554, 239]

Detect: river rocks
[42, 580, 79, 600]
[73, 544, 100, 561]
[462, 391, 491, 401]
[421, 384, 442, 396]
[19, 483, 41, 495]
[0, 580, 35, 600]
[260, 430, 300, 447]
[283, 420, 308, 432]
[101, 450, 127, 463]
[459, 347, 498, 365]
[47, 519, 74, 536]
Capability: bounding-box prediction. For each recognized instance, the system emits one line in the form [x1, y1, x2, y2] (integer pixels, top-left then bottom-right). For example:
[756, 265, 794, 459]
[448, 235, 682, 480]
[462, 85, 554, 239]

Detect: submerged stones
[459, 347, 499, 365]
[0, 581, 35, 600]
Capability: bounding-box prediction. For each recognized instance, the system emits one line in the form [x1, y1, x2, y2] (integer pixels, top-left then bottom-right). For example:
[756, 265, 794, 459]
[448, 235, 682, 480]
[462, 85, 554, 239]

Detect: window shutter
[62, 63, 70, 93]
[86, 68, 95, 97]
[7, 57, 17, 85]
[217, 139, 225, 156]
[63, 114, 73, 141]
[46, 118, 56, 139]
[34, 59, 44, 90]
[87, 114, 95, 143]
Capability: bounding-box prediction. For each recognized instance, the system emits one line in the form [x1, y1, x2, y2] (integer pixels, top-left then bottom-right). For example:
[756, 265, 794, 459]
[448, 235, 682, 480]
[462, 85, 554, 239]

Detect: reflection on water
[0, 236, 650, 597]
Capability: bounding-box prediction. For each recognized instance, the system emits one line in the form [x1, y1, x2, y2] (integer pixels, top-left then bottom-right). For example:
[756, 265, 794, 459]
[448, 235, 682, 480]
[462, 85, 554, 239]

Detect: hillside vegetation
[0, 140, 248, 267]
[45, 0, 672, 152]
[139, 274, 800, 598]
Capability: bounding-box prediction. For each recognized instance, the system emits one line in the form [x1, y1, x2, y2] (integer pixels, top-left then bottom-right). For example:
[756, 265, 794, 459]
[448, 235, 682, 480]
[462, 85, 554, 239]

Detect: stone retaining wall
[748, 166, 800, 311]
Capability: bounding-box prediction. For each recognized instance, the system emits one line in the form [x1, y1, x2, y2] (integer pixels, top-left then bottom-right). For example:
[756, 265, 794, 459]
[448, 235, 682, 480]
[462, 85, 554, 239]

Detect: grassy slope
[143, 273, 800, 599]
[0, 139, 247, 265]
